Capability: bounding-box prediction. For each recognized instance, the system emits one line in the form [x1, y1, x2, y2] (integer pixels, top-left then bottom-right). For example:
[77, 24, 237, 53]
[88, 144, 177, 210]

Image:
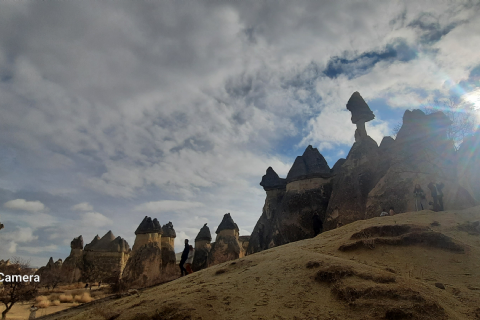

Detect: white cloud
[3, 199, 46, 212]
[20, 244, 58, 254]
[134, 201, 205, 213]
[8, 241, 17, 253]
[71, 202, 94, 211]
[80, 212, 113, 228]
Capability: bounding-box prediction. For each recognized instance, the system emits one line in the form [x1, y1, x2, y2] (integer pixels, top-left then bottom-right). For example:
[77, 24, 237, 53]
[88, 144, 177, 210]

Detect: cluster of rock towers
[247, 91, 479, 254]
[38, 212, 250, 286]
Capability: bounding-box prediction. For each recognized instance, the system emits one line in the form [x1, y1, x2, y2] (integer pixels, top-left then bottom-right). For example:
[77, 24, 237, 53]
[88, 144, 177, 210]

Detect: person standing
[312, 213, 323, 236]
[184, 245, 195, 275]
[389, 207, 395, 216]
[413, 184, 428, 211]
[428, 182, 445, 211]
[29, 305, 38, 319]
[179, 239, 190, 276]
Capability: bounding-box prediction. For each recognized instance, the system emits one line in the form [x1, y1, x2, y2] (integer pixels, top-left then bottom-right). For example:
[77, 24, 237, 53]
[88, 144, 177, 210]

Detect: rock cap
[286, 145, 331, 182]
[195, 223, 212, 242]
[135, 216, 163, 235]
[216, 213, 239, 234]
[346, 91, 375, 124]
[71, 235, 84, 250]
[260, 167, 286, 191]
[162, 222, 176, 238]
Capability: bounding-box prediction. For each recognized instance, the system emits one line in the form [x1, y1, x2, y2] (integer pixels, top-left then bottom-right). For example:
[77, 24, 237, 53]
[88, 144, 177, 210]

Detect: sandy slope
[40, 207, 480, 320]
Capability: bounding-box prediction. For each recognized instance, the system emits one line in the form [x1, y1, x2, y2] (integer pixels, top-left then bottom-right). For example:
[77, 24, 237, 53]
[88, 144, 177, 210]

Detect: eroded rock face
[132, 216, 162, 252]
[248, 145, 332, 255]
[122, 243, 163, 288]
[83, 231, 131, 282]
[193, 224, 212, 272]
[325, 135, 384, 230]
[160, 222, 177, 279]
[209, 214, 244, 266]
[62, 236, 84, 283]
[457, 131, 480, 203]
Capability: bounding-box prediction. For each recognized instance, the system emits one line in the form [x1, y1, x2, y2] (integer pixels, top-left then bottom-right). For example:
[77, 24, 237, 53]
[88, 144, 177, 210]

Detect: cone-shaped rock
[71, 235, 84, 249]
[216, 213, 239, 234]
[47, 257, 55, 268]
[260, 167, 286, 191]
[84, 235, 100, 251]
[286, 145, 330, 182]
[162, 222, 176, 238]
[195, 223, 212, 242]
[346, 92, 375, 124]
[135, 216, 162, 235]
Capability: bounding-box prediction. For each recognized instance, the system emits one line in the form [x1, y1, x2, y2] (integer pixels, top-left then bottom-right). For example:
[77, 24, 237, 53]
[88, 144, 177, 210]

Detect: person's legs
[438, 196, 444, 211]
[432, 196, 439, 211]
[179, 259, 187, 276]
[185, 263, 193, 274]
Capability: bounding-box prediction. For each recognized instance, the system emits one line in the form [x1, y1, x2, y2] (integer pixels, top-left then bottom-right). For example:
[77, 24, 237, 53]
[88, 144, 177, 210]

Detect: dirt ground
[38, 206, 480, 319]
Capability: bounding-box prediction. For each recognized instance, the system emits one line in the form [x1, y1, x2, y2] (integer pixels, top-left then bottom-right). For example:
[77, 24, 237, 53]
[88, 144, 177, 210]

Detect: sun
[461, 88, 480, 125]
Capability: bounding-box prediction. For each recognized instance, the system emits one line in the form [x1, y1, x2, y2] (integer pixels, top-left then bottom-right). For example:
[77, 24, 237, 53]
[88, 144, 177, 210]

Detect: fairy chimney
[193, 223, 212, 271]
[346, 92, 375, 141]
[132, 216, 162, 251]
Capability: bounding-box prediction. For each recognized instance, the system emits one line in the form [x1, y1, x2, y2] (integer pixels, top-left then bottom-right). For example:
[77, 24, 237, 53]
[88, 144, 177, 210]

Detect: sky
[1, 0, 480, 267]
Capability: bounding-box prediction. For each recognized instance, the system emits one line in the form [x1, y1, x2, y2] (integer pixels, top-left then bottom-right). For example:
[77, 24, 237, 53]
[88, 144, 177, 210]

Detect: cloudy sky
[1, 1, 479, 267]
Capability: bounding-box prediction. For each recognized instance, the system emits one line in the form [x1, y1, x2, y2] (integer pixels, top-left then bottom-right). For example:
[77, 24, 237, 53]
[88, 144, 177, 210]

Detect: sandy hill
[41, 207, 480, 320]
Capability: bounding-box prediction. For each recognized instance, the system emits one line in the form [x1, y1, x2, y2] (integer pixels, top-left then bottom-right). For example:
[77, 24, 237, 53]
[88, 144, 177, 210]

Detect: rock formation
[193, 223, 212, 271]
[248, 147, 333, 254]
[123, 216, 166, 287]
[0, 222, 4, 231]
[160, 222, 177, 278]
[132, 216, 162, 252]
[83, 231, 130, 282]
[209, 213, 245, 266]
[61, 235, 84, 283]
[346, 91, 375, 141]
[249, 91, 478, 255]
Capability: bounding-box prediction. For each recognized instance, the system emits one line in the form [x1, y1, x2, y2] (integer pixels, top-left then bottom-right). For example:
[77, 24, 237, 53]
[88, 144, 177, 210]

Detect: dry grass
[59, 294, 74, 303]
[52, 300, 61, 306]
[75, 292, 93, 303]
[36, 295, 49, 303]
[215, 268, 227, 275]
[36, 300, 51, 308]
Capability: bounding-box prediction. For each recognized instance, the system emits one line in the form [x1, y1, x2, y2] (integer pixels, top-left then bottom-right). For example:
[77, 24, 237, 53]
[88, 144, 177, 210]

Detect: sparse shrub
[59, 294, 73, 303]
[36, 300, 51, 308]
[71, 289, 86, 296]
[35, 295, 48, 303]
[48, 293, 60, 301]
[75, 292, 92, 303]
[52, 300, 61, 306]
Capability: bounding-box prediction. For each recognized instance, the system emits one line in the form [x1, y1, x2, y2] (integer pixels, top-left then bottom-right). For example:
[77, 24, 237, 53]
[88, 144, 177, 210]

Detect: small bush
[36, 300, 51, 308]
[59, 294, 73, 303]
[35, 295, 48, 302]
[75, 292, 92, 303]
[71, 289, 86, 296]
[48, 293, 60, 301]
[52, 300, 61, 306]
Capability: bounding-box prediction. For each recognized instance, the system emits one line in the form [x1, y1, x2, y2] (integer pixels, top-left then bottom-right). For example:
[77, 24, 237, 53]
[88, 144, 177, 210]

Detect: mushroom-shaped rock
[135, 216, 163, 235]
[162, 222, 176, 238]
[286, 145, 331, 182]
[216, 213, 239, 234]
[71, 235, 84, 250]
[346, 92, 375, 140]
[84, 235, 101, 251]
[260, 167, 286, 191]
[346, 92, 375, 124]
[195, 223, 212, 242]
